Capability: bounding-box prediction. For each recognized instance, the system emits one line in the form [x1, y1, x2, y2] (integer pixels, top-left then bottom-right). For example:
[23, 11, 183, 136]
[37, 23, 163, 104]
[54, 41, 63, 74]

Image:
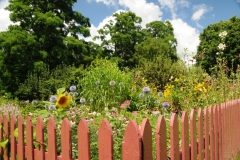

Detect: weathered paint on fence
[0, 99, 239, 159]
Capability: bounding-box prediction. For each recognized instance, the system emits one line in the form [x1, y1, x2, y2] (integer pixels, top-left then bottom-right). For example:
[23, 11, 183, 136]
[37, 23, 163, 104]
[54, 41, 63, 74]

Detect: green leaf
[14, 128, 18, 138]
[36, 110, 49, 117]
[42, 101, 55, 105]
[0, 139, 9, 148]
[57, 87, 65, 95]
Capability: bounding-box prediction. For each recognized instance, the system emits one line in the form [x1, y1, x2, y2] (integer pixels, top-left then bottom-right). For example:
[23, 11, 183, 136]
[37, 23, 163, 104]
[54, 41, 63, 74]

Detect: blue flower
[69, 86, 77, 92]
[50, 95, 58, 103]
[162, 102, 170, 108]
[48, 105, 56, 110]
[80, 98, 86, 104]
[142, 87, 150, 94]
[139, 93, 145, 98]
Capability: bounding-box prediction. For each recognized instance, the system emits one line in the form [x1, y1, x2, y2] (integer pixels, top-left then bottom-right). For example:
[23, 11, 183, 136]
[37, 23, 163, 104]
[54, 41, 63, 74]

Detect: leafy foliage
[16, 65, 84, 100]
[196, 16, 240, 74]
[0, 0, 93, 95]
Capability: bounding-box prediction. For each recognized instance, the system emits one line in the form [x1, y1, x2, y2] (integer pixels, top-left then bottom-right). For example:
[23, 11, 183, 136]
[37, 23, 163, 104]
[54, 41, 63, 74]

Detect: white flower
[219, 31, 227, 38]
[218, 43, 226, 50]
[216, 52, 219, 55]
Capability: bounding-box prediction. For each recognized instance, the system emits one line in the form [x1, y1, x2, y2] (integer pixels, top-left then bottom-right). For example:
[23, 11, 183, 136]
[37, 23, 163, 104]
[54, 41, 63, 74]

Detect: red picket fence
[0, 99, 240, 160]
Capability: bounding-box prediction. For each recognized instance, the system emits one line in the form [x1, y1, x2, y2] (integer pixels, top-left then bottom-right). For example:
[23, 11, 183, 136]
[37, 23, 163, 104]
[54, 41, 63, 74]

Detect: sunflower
[56, 94, 71, 108]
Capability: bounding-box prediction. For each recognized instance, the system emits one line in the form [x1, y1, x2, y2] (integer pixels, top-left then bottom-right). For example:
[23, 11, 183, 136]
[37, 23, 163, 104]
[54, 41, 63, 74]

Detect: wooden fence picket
[156, 115, 167, 160]
[78, 119, 90, 160]
[213, 106, 219, 160]
[18, 115, 25, 160]
[140, 118, 153, 160]
[26, 116, 34, 160]
[181, 111, 189, 160]
[209, 106, 215, 160]
[98, 119, 113, 160]
[190, 109, 197, 160]
[3, 115, 9, 160]
[170, 113, 179, 160]
[47, 117, 57, 160]
[10, 115, 16, 160]
[122, 120, 142, 160]
[60, 118, 72, 160]
[36, 117, 45, 160]
[198, 108, 204, 160]
[0, 115, 3, 160]
[204, 107, 209, 160]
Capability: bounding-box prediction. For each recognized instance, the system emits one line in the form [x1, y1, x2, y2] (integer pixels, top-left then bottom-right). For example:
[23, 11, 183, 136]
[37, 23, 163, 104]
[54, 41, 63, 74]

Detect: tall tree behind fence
[0, 99, 239, 159]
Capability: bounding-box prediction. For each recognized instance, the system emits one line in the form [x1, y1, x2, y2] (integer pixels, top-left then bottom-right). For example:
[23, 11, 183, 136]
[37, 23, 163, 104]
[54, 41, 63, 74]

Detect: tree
[0, 0, 92, 94]
[196, 16, 240, 74]
[135, 21, 178, 62]
[94, 11, 145, 68]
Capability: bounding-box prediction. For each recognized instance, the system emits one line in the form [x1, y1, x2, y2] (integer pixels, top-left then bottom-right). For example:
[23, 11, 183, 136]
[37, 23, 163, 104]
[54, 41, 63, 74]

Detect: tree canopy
[0, 0, 92, 94]
[196, 16, 240, 74]
[94, 11, 178, 68]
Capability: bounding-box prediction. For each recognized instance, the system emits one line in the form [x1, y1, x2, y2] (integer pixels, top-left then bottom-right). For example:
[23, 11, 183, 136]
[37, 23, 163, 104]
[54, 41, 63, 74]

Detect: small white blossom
[218, 43, 226, 50]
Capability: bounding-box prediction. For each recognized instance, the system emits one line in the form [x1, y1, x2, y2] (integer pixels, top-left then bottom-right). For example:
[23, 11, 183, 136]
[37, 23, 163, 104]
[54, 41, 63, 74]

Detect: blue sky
[1, 0, 240, 60]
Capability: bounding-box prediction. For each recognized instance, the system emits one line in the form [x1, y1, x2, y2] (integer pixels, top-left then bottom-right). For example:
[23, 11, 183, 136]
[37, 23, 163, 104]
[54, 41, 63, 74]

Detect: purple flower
[69, 86, 77, 92]
[50, 95, 58, 103]
[162, 102, 170, 108]
[142, 87, 150, 94]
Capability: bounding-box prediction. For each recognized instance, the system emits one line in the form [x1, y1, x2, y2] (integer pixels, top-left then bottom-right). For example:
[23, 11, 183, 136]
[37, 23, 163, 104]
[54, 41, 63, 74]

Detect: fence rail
[0, 99, 240, 160]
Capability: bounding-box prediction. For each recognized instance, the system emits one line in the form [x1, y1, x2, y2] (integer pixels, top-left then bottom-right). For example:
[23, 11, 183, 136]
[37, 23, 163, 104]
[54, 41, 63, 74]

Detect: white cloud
[119, 0, 162, 27]
[170, 18, 200, 61]
[191, 4, 213, 21]
[158, 0, 189, 19]
[95, 0, 116, 6]
[0, 0, 12, 32]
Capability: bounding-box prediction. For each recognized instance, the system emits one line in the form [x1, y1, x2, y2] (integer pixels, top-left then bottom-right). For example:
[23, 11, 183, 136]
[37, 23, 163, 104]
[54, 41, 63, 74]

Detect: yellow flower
[174, 78, 180, 82]
[56, 94, 71, 108]
[194, 82, 207, 93]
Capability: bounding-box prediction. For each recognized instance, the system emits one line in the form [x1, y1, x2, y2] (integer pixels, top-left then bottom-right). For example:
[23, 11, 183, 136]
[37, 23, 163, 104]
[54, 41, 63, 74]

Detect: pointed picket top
[156, 115, 167, 160]
[47, 117, 57, 160]
[26, 116, 34, 160]
[170, 113, 179, 160]
[98, 119, 113, 160]
[18, 115, 25, 160]
[122, 120, 142, 160]
[198, 108, 204, 160]
[78, 118, 90, 160]
[36, 116, 45, 160]
[10, 115, 17, 160]
[190, 109, 197, 160]
[140, 118, 153, 160]
[181, 111, 189, 160]
[61, 118, 72, 160]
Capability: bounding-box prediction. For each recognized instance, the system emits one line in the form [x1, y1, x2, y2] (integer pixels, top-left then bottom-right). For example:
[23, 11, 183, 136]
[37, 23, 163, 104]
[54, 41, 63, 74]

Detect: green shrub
[78, 59, 133, 111]
[16, 65, 84, 100]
